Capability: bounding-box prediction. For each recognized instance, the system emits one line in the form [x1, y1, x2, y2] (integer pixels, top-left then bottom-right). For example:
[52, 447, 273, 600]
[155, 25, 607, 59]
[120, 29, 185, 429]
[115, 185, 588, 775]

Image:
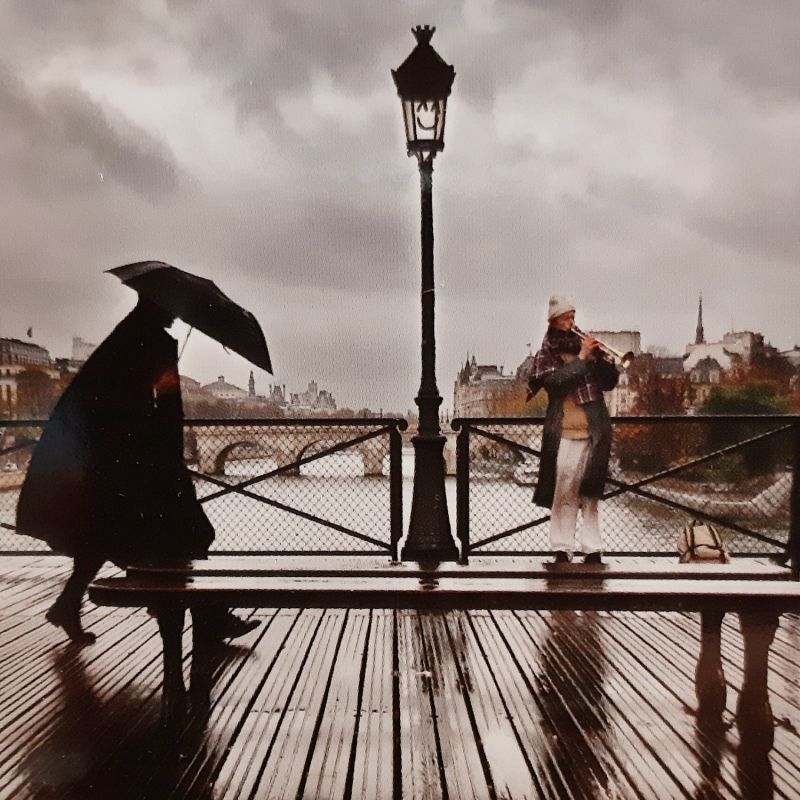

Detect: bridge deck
[1, 556, 799, 799]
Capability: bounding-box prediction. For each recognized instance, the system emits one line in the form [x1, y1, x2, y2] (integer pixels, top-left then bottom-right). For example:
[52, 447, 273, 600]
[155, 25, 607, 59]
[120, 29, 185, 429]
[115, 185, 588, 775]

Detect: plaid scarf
[527, 328, 603, 404]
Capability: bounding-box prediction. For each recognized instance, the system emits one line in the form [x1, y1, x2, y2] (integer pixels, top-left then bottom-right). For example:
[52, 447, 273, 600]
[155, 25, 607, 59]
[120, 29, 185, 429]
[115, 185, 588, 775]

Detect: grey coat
[529, 357, 618, 509]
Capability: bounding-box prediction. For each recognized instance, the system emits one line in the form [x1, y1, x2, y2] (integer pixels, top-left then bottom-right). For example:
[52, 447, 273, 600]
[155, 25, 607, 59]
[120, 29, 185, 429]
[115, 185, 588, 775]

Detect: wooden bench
[88, 557, 799, 726]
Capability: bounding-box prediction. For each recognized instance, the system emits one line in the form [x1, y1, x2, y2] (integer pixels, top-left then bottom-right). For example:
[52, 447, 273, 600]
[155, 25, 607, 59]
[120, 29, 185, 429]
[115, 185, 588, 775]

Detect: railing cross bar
[190, 469, 390, 550]
[197, 426, 390, 502]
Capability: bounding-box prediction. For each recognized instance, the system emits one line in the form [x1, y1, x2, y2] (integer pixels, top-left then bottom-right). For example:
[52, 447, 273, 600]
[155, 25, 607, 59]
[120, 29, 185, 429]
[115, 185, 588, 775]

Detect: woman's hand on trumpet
[578, 332, 601, 361]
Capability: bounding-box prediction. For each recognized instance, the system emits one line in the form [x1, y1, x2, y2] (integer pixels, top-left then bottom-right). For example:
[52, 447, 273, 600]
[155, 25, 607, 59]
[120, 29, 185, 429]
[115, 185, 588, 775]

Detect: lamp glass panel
[402, 99, 416, 145]
[413, 100, 442, 144]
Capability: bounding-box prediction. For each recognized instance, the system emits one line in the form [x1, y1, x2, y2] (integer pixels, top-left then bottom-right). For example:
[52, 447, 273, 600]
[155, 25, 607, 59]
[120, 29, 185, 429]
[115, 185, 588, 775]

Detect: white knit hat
[547, 295, 575, 321]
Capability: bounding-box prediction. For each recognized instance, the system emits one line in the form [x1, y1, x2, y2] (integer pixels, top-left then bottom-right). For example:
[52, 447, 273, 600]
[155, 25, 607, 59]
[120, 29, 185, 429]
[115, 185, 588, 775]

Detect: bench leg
[189, 607, 217, 710]
[156, 603, 187, 726]
[696, 610, 727, 717]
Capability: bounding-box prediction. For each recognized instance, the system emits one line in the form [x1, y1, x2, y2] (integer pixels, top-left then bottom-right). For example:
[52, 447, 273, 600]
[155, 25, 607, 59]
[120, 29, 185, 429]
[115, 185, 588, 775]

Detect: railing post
[389, 422, 403, 562]
[790, 421, 800, 579]
[456, 422, 470, 564]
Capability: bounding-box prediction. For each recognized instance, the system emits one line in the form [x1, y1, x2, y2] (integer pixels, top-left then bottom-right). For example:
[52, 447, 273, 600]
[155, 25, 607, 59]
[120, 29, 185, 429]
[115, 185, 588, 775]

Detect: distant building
[72, 336, 96, 362]
[689, 356, 723, 406]
[0, 338, 57, 409]
[453, 354, 527, 417]
[779, 346, 800, 369]
[287, 380, 337, 413]
[0, 338, 50, 368]
[683, 296, 776, 373]
[201, 375, 248, 401]
[268, 384, 287, 405]
[180, 376, 213, 400]
[53, 335, 98, 373]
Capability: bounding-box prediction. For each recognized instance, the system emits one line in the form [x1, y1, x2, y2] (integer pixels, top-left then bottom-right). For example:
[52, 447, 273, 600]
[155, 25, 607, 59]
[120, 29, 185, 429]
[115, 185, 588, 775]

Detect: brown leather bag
[677, 519, 730, 563]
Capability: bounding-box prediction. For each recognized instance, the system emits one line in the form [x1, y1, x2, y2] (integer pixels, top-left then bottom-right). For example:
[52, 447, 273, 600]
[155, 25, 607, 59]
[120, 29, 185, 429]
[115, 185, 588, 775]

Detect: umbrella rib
[178, 327, 193, 361]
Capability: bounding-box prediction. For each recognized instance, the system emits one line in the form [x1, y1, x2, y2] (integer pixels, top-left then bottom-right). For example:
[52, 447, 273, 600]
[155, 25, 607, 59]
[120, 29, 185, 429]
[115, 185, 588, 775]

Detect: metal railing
[0, 418, 407, 558]
[452, 415, 799, 564]
[3, 414, 798, 567]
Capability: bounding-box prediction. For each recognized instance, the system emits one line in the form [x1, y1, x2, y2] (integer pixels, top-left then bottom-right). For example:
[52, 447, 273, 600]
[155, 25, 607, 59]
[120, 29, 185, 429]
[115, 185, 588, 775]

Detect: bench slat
[89, 575, 800, 614]
[125, 556, 791, 581]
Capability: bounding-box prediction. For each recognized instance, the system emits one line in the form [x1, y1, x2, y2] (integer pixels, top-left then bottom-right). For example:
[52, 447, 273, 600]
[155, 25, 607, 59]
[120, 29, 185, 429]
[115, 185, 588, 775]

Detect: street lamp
[392, 25, 458, 562]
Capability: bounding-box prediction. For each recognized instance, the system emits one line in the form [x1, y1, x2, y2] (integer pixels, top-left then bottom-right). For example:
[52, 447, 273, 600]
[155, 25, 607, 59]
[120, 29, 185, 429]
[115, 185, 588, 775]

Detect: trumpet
[573, 325, 635, 369]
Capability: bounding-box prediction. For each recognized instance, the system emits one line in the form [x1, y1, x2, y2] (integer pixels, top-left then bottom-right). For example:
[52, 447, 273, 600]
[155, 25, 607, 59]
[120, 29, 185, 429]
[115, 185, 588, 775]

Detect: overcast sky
[3, 0, 799, 412]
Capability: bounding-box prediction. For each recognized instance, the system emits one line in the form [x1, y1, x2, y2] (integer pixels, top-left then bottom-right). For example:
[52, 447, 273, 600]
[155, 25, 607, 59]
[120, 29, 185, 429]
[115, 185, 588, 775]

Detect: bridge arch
[208, 441, 259, 475]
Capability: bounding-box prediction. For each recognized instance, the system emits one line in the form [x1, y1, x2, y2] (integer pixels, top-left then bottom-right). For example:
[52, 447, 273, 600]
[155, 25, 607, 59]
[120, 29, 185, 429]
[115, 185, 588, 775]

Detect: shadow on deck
[1, 556, 799, 799]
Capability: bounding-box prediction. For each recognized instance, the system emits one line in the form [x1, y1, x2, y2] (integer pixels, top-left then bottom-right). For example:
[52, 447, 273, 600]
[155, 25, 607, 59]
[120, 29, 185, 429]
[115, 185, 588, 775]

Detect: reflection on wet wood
[1, 557, 800, 799]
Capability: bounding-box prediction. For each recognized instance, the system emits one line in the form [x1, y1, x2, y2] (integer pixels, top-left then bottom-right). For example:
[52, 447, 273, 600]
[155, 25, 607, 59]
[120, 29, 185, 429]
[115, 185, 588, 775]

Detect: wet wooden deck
[1, 556, 799, 799]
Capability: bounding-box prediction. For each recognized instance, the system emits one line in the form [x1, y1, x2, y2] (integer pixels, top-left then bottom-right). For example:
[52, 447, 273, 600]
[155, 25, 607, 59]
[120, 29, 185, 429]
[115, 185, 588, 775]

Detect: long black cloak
[16, 304, 213, 564]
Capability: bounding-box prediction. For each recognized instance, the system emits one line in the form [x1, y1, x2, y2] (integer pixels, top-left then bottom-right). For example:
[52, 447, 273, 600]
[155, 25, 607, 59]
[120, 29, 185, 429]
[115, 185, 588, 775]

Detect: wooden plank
[420, 612, 491, 799]
[349, 609, 395, 800]
[0, 611, 166, 799]
[3, 559, 800, 800]
[467, 611, 579, 799]
[210, 608, 317, 798]
[162, 609, 288, 800]
[437, 611, 540, 799]
[126, 554, 791, 580]
[302, 609, 371, 799]
[596, 612, 742, 798]
[651, 611, 800, 791]
[396, 609, 444, 799]
[0, 610, 155, 748]
[249, 609, 349, 800]
[505, 610, 684, 799]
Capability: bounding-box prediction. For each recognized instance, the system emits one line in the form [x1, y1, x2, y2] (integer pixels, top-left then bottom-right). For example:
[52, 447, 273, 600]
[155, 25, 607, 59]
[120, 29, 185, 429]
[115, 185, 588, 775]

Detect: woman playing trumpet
[527, 296, 619, 564]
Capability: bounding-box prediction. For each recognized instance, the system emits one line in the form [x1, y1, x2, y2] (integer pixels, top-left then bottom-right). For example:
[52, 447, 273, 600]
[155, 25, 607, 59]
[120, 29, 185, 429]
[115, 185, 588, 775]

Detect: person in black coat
[16, 298, 256, 643]
[527, 296, 619, 564]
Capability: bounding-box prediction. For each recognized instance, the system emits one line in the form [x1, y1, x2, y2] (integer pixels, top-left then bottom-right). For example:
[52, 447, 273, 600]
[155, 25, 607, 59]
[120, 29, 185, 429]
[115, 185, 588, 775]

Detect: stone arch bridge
[186, 423, 458, 476]
[187, 424, 393, 477]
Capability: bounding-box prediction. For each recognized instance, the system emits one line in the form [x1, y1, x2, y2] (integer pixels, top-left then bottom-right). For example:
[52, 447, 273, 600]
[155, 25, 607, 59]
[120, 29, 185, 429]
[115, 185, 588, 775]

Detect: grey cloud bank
[1, 0, 798, 411]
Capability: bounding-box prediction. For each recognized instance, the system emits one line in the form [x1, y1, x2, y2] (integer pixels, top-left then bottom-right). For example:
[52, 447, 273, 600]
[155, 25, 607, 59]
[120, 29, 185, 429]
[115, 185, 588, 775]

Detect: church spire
[695, 293, 705, 345]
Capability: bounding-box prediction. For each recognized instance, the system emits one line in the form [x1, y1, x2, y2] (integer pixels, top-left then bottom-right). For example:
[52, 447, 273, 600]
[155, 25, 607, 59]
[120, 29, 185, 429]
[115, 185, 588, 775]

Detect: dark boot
[196, 608, 260, 641]
[47, 553, 103, 644]
[46, 601, 96, 645]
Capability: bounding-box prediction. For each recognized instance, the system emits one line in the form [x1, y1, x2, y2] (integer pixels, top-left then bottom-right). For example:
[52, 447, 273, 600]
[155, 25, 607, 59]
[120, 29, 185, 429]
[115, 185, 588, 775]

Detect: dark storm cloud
[183, 191, 418, 293]
[2, 0, 153, 64]
[0, 66, 183, 202]
[1, 0, 798, 409]
[45, 85, 183, 200]
[171, 1, 432, 116]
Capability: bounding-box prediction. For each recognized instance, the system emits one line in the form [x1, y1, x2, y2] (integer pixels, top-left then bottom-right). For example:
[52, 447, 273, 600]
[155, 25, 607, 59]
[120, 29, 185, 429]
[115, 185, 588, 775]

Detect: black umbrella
[107, 261, 272, 373]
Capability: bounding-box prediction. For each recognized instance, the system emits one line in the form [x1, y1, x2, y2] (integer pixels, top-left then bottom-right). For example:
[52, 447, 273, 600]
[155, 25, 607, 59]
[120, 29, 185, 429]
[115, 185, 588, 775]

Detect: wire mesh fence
[0, 419, 405, 556]
[453, 415, 797, 558]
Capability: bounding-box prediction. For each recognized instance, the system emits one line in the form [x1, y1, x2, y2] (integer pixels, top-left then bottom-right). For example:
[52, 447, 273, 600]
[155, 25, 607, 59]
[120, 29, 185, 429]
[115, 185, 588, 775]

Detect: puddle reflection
[694, 610, 779, 800]
[537, 609, 611, 798]
[19, 639, 242, 799]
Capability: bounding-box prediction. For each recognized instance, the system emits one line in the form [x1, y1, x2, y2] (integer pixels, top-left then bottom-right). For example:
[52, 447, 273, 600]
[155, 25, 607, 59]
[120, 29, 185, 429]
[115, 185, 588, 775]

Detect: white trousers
[550, 438, 604, 555]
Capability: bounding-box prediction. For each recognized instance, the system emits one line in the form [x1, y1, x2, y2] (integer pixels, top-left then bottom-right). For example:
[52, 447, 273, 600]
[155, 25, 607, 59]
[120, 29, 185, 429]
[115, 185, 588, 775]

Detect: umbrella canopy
[107, 261, 272, 373]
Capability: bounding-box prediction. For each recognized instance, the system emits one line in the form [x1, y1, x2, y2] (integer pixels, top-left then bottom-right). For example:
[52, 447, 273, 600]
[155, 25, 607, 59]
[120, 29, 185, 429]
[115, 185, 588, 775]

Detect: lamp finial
[412, 25, 435, 45]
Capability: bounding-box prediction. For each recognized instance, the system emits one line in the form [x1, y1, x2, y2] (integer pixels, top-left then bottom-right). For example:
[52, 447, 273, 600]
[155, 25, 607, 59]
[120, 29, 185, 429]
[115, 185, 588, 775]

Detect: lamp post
[392, 25, 458, 562]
